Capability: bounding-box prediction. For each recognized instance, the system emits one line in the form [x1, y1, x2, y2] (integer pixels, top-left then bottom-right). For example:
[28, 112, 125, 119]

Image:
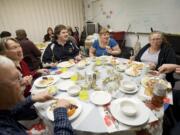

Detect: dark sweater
[135, 43, 177, 86]
[135, 43, 176, 69]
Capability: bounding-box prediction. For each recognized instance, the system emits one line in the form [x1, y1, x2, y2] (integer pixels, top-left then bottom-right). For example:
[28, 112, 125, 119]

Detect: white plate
[110, 98, 150, 126]
[59, 71, 75, 79]
[56, 80, 75, 91]
[119, 87, 138, 94]
[46, 96, 82, 121]
[90, 91, 112, 105]
[57, 61, 75, 68]
[34, 75, 59, 88]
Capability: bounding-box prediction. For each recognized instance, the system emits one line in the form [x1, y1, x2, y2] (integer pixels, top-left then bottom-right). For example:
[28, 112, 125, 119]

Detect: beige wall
[0, 0, 84, 42]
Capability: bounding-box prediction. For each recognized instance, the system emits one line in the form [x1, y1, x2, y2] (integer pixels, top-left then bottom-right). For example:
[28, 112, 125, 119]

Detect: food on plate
[105, 46, 110, 49]
[77, 60, 87, 68]
[39, 77, 54, 85]
[127, 60, 144, 70]
[125, 67, 141, 77]
[47, 86, 58, 95]
[68, 59, 75, 64]
[147, 70, 160, 76]
[141, 76, 172, 96]
[49, 100, 78, 117]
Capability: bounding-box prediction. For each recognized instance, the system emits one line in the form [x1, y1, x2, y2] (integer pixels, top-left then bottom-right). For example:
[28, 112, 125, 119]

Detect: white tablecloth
[31, 58, 170, 135]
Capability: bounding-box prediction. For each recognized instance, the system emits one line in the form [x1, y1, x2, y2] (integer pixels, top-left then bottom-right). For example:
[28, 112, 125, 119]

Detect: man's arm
[11, 96, 37, 120]
[54, 108, 74, 135]
[11, 91, 53, 120]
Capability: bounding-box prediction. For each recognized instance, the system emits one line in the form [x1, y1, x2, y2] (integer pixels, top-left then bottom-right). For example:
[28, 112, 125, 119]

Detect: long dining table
[31, 57, 172, 135]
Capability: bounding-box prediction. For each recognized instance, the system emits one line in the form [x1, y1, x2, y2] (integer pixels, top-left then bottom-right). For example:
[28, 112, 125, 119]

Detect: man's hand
[32, 91, 53, 102]
[158, 64, 178, 73]
[55, 99, 71, 109]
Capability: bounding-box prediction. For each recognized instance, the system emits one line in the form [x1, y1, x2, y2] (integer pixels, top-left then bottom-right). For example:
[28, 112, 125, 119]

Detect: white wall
[83, 0, 179, 48]
[0, 0, 84, 42]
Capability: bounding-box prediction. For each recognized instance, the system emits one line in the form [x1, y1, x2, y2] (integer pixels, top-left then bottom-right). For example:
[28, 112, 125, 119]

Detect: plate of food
[110, 98, 150, 126]
[46, 97, 82, 121]
[125, 67, 141, 77]
[34, 75, 59, 88]
[76, 60, 87, 69]
[57, 60, 75, 68]
[59, 71, 75, 79]
[141, 76, 171, 96]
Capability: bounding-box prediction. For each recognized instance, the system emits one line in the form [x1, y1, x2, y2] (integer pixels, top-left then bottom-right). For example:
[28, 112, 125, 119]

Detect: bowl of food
[67, 85, 81, 96]
[120, 99, 137, 117]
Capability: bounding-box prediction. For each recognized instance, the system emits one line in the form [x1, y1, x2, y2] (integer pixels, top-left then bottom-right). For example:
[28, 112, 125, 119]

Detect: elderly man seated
[0, 56, 74, 135]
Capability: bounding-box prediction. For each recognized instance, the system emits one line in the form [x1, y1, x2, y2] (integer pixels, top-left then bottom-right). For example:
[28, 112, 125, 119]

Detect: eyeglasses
[150, 38, 162, 41]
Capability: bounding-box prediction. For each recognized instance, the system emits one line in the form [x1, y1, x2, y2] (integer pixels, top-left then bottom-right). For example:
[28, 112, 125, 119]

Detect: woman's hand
[176, 67, 180, 74]
[106, 48, 113, 54]
[158, 64, 178, 73]
[149, 63, 156, 70]
[22, 75, 32, 86]
[37, 68, 50, 75]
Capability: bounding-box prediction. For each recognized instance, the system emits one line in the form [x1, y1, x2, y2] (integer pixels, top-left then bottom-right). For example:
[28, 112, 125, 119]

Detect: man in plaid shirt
[0, 55, 74, 135]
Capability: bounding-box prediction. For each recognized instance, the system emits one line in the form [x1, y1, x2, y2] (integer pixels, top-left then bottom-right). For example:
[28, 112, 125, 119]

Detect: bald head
[0, 55, 22, 109]
[0, 55, 15, 81]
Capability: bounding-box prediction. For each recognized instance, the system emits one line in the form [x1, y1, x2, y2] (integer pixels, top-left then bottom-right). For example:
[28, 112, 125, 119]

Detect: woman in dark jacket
[135, 31, 176, 85]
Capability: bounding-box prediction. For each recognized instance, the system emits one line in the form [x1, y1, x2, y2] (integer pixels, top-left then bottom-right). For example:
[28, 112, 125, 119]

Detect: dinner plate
[59, 71, 75, 79]
[125, 68, 141, 77]
[110, 98, 150, 126]
[90, 91, 112, 105]
[57, 61, 75, 68]
[34, 75, 59, 88]
[46, 96, 82, 121]
[56, 80, 75, 91]
[119, 87, 138, 94]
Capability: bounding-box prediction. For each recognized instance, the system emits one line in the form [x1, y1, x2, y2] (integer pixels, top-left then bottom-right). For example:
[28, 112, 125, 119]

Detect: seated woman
[42, 24, 81, 66]
[0, 38, 49, 97]
[135, 31, 176, 85]
[43, 27, 54, 42]
[89, 27, 121, 57]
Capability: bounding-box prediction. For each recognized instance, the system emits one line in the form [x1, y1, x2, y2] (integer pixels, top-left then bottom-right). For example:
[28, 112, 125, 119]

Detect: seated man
[42, 24, 81, 67]
[0, 55, 74, 135]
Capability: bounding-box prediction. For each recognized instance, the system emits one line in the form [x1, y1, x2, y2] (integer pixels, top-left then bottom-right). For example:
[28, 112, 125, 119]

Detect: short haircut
[0, 31, 11, 38]
[16, 29, 27, 40]
[54, 24, 67, 40]
[99, 27, 109, 36]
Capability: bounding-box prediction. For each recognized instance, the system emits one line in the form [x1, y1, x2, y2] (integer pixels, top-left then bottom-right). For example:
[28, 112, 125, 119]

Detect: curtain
[0, 0, 84, 42]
